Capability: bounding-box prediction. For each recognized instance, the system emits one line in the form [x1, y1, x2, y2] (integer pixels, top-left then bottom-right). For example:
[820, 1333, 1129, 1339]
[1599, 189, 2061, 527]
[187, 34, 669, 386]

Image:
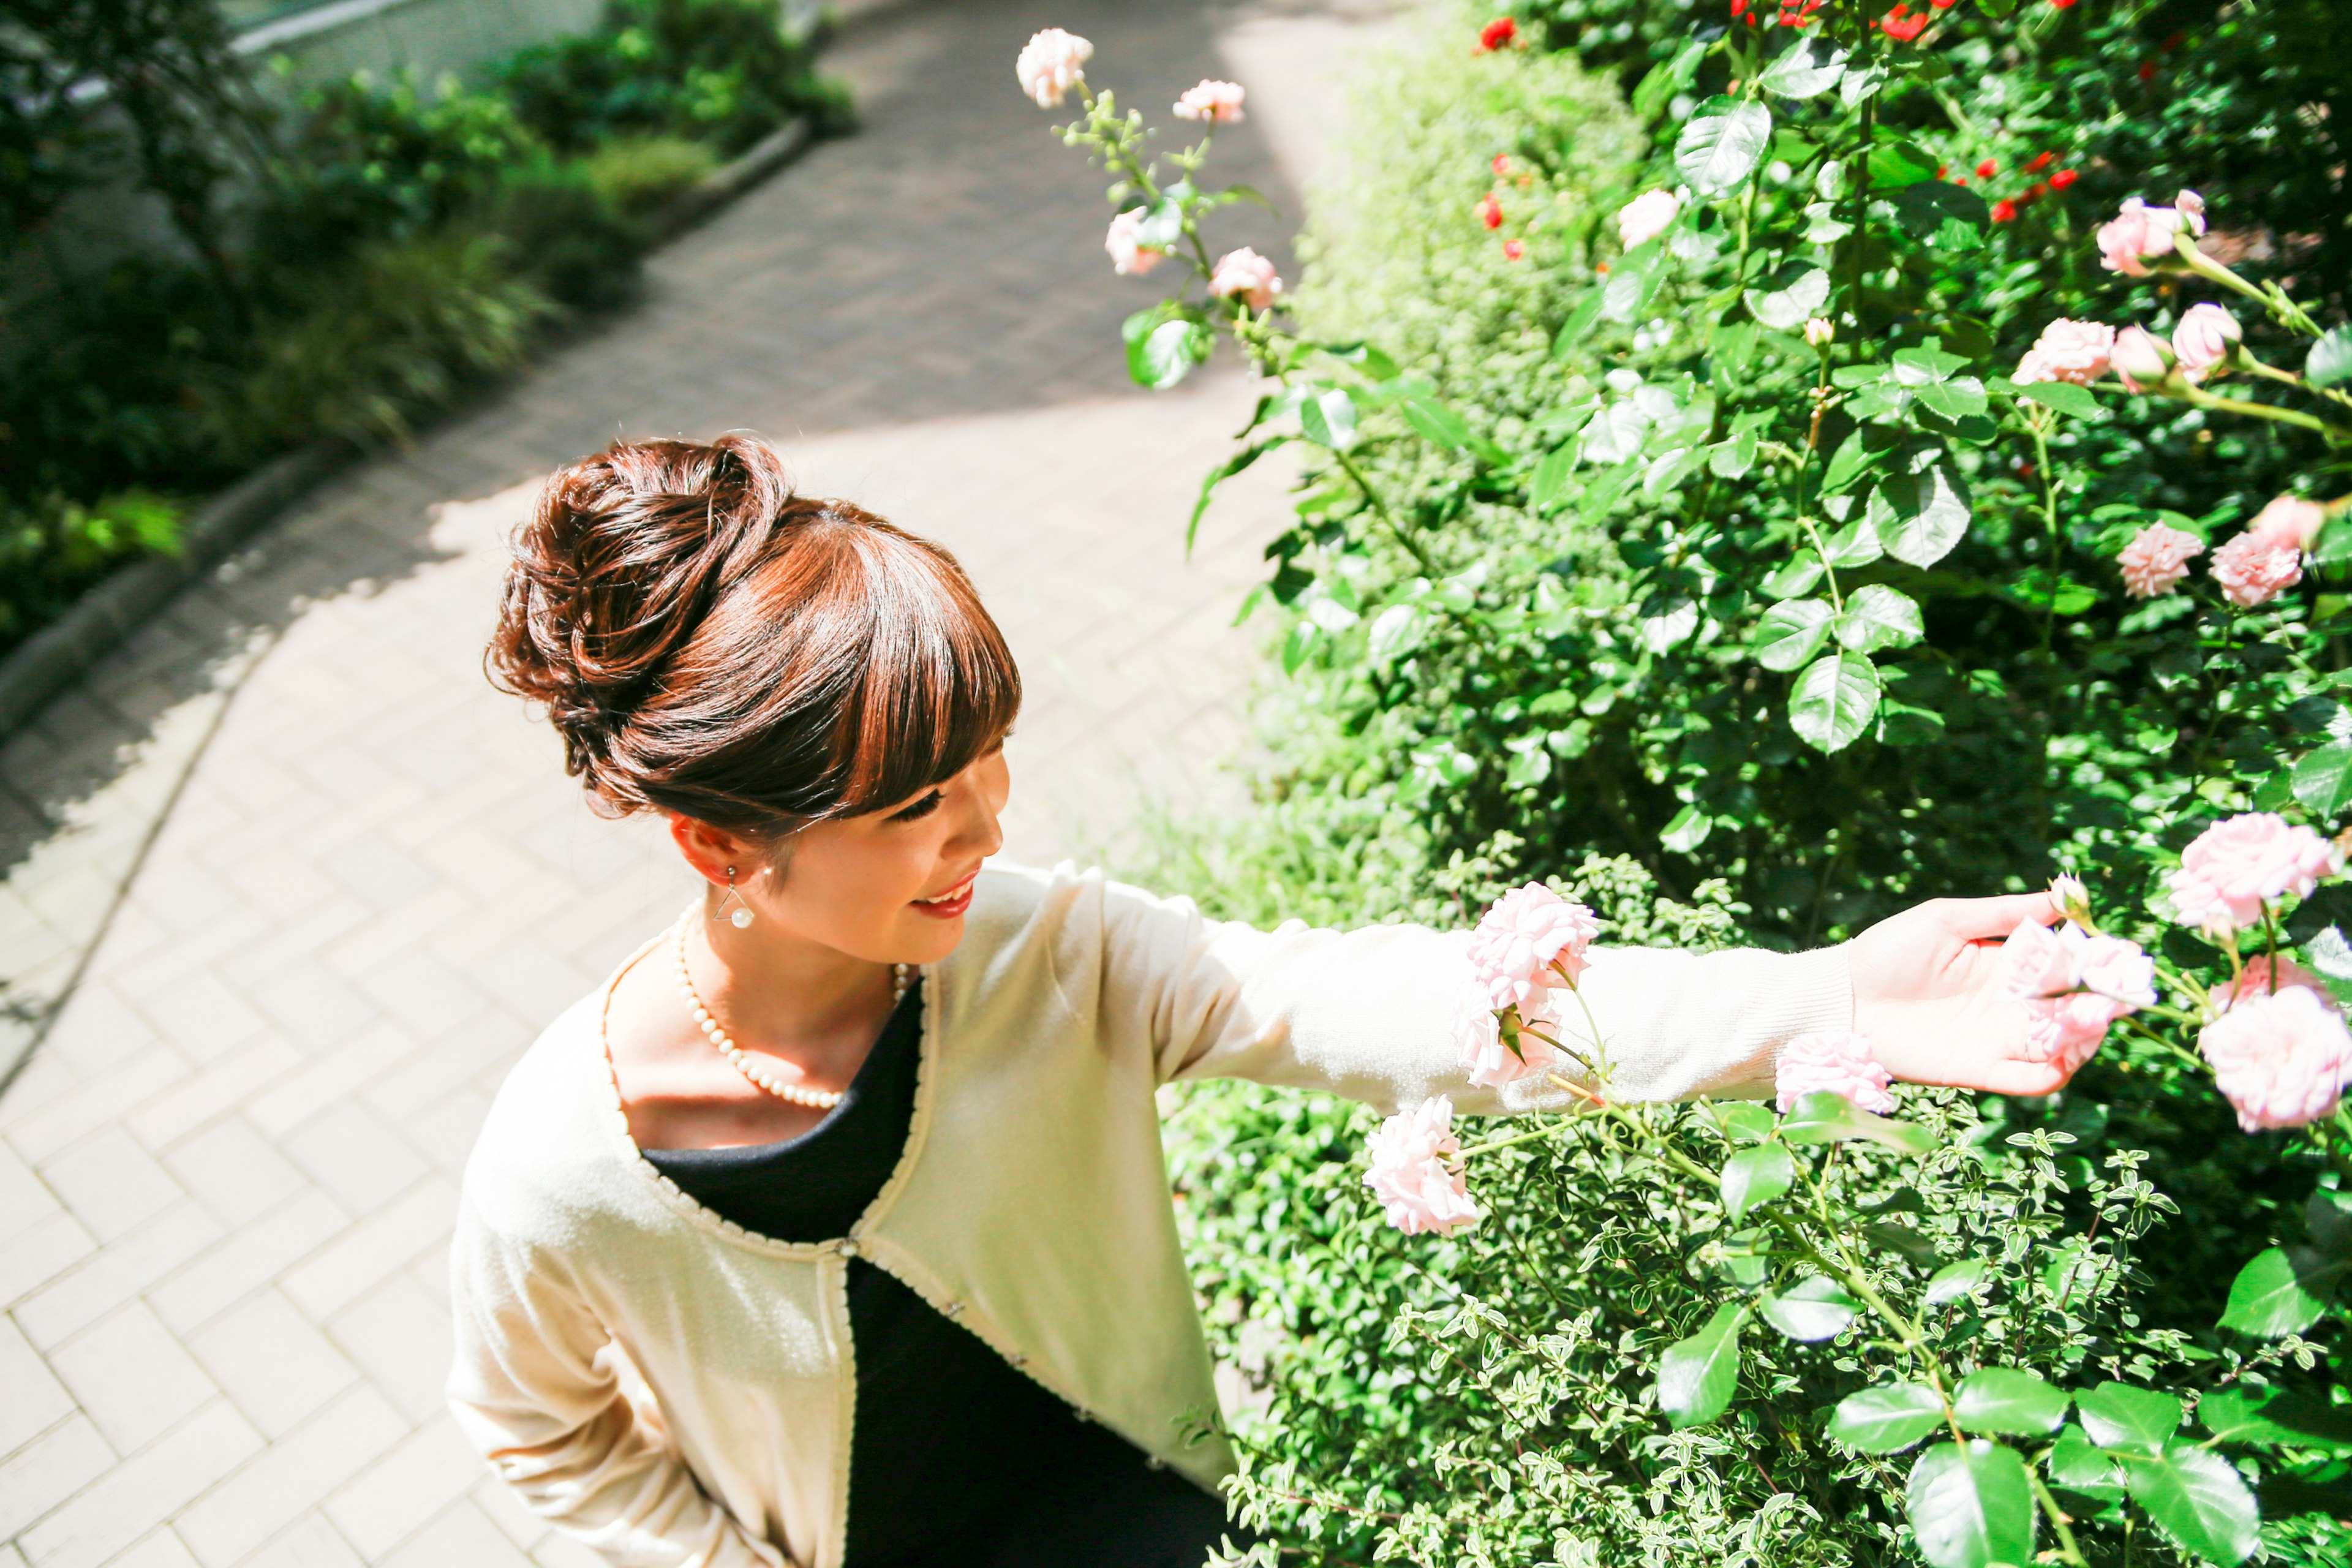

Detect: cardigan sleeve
[445, 1195, 791, 1568]
[1066, 869, 1852, 1114]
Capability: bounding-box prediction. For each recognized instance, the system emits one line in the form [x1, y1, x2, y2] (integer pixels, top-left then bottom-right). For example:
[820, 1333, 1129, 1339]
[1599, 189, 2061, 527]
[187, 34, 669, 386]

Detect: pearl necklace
[673, 914, 911, 1110]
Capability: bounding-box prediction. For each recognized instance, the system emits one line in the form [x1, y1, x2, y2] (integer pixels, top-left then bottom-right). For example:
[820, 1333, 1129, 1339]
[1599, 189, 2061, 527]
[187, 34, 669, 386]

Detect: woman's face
[728, 744, 1010, 967]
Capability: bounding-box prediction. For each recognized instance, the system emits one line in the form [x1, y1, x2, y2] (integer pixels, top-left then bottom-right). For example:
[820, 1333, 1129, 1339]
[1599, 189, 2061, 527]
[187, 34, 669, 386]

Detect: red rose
[2050, 168, 2079, 190]
[1477, 17, 1517, 51]
[1991, 200, 2019, 222]
[1976, 158, 1998, 179]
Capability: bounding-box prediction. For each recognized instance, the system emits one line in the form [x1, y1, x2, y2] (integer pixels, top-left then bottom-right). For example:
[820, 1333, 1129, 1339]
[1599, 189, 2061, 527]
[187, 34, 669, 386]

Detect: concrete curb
[0, 112, 821, 745]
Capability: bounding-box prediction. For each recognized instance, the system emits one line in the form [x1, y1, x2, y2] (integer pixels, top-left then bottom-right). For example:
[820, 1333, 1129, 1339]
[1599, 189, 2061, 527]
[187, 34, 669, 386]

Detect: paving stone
[147, 1189, 345, 1336]
[14, 1200, 224, 1351]
[159, 1117, 308, 1230]
[226, 1515, 363, 1568]
[88, 1531, 198, 1568]
[16, 1400, 262, 1568]
[321, 1419, 486, 1561]
[45, 1302, 221, 1457]
[325, 1273, 453, 1426]
[0, 1314, 78, 1460]
[375, 1499, 534, 1568]
[187, 1289, 361, 1440]
[0, 1415, 116, 1542]
[38, 1125, 186, 1243]
[172, 1387, 405, 1568]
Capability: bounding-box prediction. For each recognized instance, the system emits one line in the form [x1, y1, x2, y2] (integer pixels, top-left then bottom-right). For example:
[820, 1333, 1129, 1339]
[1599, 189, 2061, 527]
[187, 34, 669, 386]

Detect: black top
[642, 981, 1238, 1568]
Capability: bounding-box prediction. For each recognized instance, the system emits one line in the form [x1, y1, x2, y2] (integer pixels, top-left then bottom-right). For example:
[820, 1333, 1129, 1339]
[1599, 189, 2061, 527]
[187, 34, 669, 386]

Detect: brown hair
[488, 434, 1020, 838]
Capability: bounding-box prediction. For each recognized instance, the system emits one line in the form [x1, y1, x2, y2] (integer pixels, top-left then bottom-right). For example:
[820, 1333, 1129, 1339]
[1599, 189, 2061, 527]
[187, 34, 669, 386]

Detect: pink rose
[2028, 994, 2125, 1075]
[2021, 319, 2116, 386]
[2049, 873, 2091, 920]
[1363, 1096, 1482, 1235]
[1209, 247, 1283, 309]
[1467, 883, 1603, 1012]
[2110, 325, 2177, 392]
[2096, 196, 2191, 276]
[1457, 1003, 1559, 1087]
[2218, 956, 2337, 1014]
[1617, 189, 1683, 251]
[2174, 189, 2209, 236]
[2166, 813, 2339, 934]
[2013, 349, 2057, 385]
[1015, 28, 1093, 108]
[2117, 522, 2204, 598]
[2210, 530, 2304, 609]
[2248, 496, 2326, 552]
[1173, 79, 1246, 123]
[2170, 303, 2240, 382]
[1775, 1031, 1895, 1114]
[1804, 318, 1836, 348]
[1103, 208, 1166, 276]
[1997, 919, 2152, 1068]
[2198, 986, 2352, 1132]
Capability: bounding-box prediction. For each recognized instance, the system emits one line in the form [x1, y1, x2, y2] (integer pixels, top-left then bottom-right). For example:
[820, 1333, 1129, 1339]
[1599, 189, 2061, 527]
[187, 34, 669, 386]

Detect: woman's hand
[1848, 891, 2072, 1096]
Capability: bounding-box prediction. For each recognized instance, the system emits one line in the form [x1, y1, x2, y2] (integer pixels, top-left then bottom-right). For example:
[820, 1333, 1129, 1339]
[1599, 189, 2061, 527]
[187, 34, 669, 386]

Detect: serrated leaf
[1759, 1275, 1858, 1341]
[1656, 1302, 1746, 1429]
[1869, 464, 1973, 568]
[1401, 394, 1472, 450]
[1833, 1382, 1948, 1453]
[2016, 380, 2106, 420]
[1840, 63, 1888, 105]
[2075, 1382, 2182, 1455]
[1675, 97, 1774, 196]
[1759, 36, 1847, 97]
[1709, 429, 1759, 478]
[1825, 514, 1885, 567]
[2293, 743, 2352, 820]
[1746, 263, 1832, 331]
[1953, 1369, 2071, 1437]
[1555, 286, 1605, 358]
[2201, 1387, 2352, 1451]
[1916, 378, 1989, 421]
[1890, 181, 1989, 251]
[1822, 429, 1883, 494]
[1123, 304, 1212, 390]
[2118, 1444, 2260, 1566]
[2219, 1246, 2329, 1337]
[1789, 653, 1882, 753]
[1721, 1103, 1776, 1145]
[1298, 388, 1359, 451]
[1925, 1258, 1989, 1305]
[1763, 555, 1825, 598]
[2048, 1426, 2125, 1502]
[1719, 1143, 1795, 1220]
[1601, 241, 1667, 323]
[1866, 138, 1940, 190]
[1839, 584, 1923, 654]
[1779, 1089, 1934, 1152]
[2307, 325, 2352, 390]
[1907, 1441, 2037, 1568]
[1755, 598, 1835, 672]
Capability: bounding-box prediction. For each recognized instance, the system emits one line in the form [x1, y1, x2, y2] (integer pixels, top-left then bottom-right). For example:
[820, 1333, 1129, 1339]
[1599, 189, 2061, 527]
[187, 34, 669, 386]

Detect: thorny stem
[2174, 384, 2352, 443]
[2027, 1468, 2094, 1567]
[1333, 449, 1436, 575]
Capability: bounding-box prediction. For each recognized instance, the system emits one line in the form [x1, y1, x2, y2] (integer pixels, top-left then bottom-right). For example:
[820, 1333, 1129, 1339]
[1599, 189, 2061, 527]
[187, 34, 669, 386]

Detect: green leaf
[1554, 287, 1607, 359]
[1298, 387, 1359, 451]
[1709, 429, 1759, 479]
[1891, 346, 1969, 384]
[1906, 1441, 2037, 1568]
[1833, 1382, 1948, 1453]
[1953, 1369, 2070, 1437]
[1401, 394, 1472, 451]
[1780, 1090, 1935, 1153]
[2118, 1444, 2260, 1566]
[1822, 428, 1885, 494]
[1866, 138, 1940, 190]
[1838, 584, 1923, 654]
[1529, 446, 1578, 514]
[1925, 1259, 1989, 1306]
[1656, 1302, 1746, 1429]
[1755, 598, 1835, 672]
[1916, 378, 1990, 422]
[1122, 305, 1212, 390]
[1869, 464, 1973, 568]
[1762, 555, 1825, 598]
[1889, 181, 1988, 251]
[1186, 437, 1288, 552]
[1720, 1103, 1777, 1144]
[1660, 803, 1713, 854]
[1839, 62, 1887, 105]
[1759, 1275, 1858, 1341]
[2307, 325, 2352, 390]
[1789, 653, 1882, 754]
[2219, 1246, 2329, 1337]
[2015, 380, 2106, 420]
[2293, 743, 2352, 821]
[2048, 1427, 2126, 1503]
[1719, 1143, 1794, 1220]
[2075, 1382, 2181, 1455]
[1675, 97, 1774, 197]
[1746, 263, 1832, 332]
[1758, 36, 1847, 97]
[1600, 241, 1668, 323]
[1825, 513, 1886, 567]
[2201, 1387, 2352, 1451]
[1279, 620, 1317, 676]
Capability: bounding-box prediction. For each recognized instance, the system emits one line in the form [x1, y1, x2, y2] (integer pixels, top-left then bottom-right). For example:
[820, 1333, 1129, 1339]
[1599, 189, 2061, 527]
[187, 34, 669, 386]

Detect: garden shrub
[0, 0, 843, 659]
[1018, 3, 2352, 1561]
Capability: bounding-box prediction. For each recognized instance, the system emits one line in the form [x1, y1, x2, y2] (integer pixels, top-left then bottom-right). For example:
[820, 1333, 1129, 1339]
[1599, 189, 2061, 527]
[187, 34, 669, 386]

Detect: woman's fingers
[1932, 891, 2062, 943]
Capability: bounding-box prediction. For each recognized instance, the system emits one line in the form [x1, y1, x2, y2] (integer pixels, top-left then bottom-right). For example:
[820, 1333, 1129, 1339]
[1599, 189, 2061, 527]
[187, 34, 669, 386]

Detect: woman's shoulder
[461, 981, 649, 1240]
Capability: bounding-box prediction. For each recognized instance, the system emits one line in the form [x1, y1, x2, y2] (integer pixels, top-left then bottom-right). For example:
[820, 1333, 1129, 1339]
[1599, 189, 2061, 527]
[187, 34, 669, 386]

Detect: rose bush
[1019, 4, 2352, 1562]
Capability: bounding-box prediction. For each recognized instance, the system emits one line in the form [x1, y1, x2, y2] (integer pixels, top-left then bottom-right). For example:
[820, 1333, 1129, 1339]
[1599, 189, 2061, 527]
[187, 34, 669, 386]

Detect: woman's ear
[668, 813, 760, 886]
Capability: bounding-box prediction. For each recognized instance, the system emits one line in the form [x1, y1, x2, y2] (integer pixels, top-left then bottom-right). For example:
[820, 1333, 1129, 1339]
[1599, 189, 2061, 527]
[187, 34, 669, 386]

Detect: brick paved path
[0, 1, 1390, 1563]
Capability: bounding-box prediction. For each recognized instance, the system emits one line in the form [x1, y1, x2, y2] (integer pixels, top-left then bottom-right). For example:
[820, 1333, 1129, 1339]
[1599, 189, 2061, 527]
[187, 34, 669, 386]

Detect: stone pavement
[0, 0, 1396, 1563]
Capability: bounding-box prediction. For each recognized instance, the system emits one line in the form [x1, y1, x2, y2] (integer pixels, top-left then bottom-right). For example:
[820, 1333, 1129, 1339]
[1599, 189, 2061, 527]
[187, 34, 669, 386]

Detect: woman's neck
[688, 899, 900, 1063]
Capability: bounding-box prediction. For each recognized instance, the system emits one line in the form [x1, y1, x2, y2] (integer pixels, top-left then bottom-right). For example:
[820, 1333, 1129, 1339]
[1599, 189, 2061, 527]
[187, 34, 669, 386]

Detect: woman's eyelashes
[888, 790, 945, 823]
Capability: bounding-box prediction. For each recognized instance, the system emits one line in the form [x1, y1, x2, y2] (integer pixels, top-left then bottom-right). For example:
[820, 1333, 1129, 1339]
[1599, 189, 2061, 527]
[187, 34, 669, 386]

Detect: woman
[448, 434, 2076, 1568]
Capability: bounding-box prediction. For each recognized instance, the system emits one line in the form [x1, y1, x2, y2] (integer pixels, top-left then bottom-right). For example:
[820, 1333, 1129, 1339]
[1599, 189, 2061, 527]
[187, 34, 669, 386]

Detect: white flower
[1616, 189, 1682, 251]
[1363, 1096, 1482, 1237]
[1104, 208, 1166, 276]
[1015, 28, 1092, 108]
[1209, 246, 1283, 309]
[1173, 79, 1246, 124]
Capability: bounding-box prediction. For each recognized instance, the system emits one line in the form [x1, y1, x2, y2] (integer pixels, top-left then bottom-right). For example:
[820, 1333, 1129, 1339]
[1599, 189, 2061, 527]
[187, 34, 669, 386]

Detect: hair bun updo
[488, 433, 1020, 837]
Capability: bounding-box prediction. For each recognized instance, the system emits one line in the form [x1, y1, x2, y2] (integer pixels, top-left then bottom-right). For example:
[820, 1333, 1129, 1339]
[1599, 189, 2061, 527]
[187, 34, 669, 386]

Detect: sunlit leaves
[1122, 303, 1211, 389]
[1779, 1090, 1936, 1153]
[1869, 462, 1972, 568]
[1833, 1383, 1947, 1453]
[1656, 1302, 1746, 1428]
[2307, 324, 2352, 389]
[1758, 37, 1847, 97]
[2118, 1446, 2260, 1566]
[1758, 1275, 1857, 1341]
[1718, 1143, 1793, 1219]
[1674, 97, 1773, 197]
[1951, 1369, 2069, 1436]
[1838, 585, 1923, 654]
[1789, 652, 1881, 753]
[2075, 1382, 2180, 1454]
[1907, 1441, 2035, 1568]
[1745, 263, 1831, 331]
[2218, 1246, 2328, 1337]
[1754, 598, 1833, 671]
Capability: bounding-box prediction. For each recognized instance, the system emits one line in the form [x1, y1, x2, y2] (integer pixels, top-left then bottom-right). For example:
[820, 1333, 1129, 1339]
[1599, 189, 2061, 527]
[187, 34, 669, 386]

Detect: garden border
[0, 111, 816, 744]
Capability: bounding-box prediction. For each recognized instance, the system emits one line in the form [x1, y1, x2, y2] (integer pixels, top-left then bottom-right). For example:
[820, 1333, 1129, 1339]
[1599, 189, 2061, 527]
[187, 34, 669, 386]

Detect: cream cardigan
[447, 862, 1852, 1568]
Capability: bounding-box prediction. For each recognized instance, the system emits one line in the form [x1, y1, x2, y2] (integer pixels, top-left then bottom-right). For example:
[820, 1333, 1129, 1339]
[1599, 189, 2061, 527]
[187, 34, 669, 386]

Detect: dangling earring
[715, 866, 754, 929]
